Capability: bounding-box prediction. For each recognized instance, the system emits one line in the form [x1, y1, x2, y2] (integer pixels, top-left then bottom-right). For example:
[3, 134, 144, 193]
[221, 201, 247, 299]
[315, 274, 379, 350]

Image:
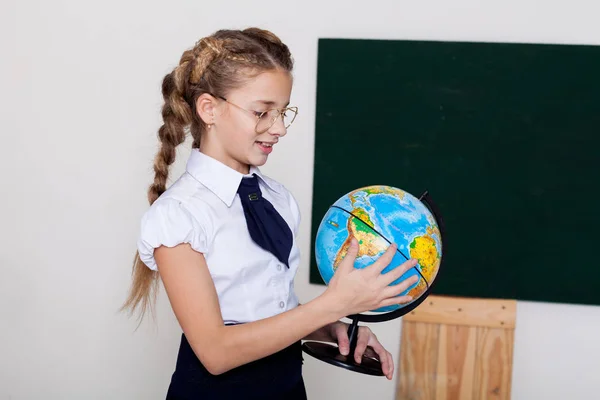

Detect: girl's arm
[155, 239, 416, 375]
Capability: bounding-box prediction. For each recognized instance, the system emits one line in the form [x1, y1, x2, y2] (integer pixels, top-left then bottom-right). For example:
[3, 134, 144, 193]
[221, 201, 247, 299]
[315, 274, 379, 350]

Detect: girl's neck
[198, 143, 250, 175]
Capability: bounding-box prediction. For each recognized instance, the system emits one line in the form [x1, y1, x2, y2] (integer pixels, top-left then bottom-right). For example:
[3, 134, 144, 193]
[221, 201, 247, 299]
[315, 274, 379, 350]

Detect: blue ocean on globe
[314, 185, 442, 312]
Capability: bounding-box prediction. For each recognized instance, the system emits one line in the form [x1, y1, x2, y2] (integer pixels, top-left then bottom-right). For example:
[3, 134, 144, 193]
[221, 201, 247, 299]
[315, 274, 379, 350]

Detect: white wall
[2, 0, 599, 399]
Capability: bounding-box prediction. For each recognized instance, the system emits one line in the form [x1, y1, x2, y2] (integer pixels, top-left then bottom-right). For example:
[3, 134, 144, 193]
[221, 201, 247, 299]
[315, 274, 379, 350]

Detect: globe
[314, 185, 443, 313]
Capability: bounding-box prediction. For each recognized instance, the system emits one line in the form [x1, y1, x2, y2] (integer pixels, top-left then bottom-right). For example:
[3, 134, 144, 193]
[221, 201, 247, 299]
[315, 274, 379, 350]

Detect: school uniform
[137, 149, 306, 399]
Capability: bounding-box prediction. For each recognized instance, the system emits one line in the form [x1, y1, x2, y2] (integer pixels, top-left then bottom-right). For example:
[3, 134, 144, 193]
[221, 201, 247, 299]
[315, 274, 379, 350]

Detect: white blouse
[137, 149, 301, 324]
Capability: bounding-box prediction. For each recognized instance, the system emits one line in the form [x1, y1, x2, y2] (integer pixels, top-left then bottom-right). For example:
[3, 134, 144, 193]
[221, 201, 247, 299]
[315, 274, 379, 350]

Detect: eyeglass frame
[211, 94, 298, 134]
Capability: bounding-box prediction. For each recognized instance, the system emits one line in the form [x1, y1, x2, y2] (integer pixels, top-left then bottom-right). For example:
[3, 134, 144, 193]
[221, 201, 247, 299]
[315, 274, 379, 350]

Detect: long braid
[121, 60, 195, 322]
[122, 27, 294, 322]
[148, 72, 191, 204]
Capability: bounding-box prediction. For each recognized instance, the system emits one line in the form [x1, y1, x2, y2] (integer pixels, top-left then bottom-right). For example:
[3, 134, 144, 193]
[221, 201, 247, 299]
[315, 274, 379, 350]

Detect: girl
[122, 27, 419, 400]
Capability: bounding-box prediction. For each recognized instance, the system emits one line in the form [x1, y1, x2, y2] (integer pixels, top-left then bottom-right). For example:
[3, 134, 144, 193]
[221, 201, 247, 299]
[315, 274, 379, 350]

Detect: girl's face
[199, 69, 294, 174]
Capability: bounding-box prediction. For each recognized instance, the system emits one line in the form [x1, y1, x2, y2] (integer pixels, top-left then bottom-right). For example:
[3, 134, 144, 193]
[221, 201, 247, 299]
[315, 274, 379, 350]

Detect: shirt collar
[185, 149, 279, 207]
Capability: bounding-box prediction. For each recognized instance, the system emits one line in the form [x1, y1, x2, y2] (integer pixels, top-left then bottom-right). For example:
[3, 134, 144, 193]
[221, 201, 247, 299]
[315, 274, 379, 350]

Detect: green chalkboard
[309, 38, 600, 306]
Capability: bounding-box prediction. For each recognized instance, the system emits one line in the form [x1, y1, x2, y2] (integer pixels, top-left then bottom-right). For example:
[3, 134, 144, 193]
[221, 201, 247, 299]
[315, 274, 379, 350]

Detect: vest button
[279, 301, 285, 308]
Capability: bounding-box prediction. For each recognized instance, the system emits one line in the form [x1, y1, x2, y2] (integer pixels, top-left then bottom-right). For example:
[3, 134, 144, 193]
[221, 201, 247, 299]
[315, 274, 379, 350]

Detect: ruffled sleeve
[137, 198, 210, 271]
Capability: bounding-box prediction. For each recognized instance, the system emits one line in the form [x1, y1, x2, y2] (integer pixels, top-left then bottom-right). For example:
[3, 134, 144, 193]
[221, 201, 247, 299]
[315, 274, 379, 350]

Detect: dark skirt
[166, 333, 306, 400]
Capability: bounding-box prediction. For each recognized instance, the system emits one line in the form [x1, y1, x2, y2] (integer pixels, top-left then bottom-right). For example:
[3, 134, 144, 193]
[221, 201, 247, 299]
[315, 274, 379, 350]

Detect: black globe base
[301, 341, 384, 376]
[302, 315, 385, 376]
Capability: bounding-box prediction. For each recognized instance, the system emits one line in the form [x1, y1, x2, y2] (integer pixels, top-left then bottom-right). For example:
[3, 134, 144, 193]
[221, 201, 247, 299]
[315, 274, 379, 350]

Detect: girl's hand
[323, 237, 418, 318]
[329, 322, 395, 380]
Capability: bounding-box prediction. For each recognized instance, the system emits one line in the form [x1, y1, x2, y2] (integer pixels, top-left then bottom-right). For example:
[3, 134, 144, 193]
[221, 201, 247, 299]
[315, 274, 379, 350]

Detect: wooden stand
[396, 295, 516, 400]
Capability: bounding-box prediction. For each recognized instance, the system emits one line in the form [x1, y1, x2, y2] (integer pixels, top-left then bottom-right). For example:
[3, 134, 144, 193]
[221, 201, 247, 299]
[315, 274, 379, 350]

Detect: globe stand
[302, 190, 446, 376]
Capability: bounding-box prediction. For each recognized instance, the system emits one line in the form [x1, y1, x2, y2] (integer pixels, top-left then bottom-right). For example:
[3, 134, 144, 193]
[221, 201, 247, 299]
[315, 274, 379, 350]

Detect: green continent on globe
[352, 207, 374, 229]
[407, 235, 440, 297]
[333, 207, 387, 269]
[334, 187, 406, 269]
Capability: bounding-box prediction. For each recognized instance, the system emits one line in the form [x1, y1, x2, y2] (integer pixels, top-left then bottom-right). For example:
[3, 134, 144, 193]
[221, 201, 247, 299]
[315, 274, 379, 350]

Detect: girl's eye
[254, 111, 265, 118]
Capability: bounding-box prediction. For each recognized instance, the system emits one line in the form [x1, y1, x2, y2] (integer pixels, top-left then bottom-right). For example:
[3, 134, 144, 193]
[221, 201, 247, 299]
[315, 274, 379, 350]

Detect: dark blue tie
[237, 174, 293, 268]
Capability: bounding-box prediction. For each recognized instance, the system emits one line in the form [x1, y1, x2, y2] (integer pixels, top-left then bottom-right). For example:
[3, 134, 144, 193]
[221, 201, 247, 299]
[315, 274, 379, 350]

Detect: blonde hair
[121, 28, 294, 322]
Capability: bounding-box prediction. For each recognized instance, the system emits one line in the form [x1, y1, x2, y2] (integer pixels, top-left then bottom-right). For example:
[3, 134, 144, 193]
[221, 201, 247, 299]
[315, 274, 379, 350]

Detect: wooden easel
[396, 295, 517, 400]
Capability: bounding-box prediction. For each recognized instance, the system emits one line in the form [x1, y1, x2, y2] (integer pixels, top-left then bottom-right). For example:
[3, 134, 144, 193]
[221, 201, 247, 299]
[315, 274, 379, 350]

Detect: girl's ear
[196, 93, 218, 125]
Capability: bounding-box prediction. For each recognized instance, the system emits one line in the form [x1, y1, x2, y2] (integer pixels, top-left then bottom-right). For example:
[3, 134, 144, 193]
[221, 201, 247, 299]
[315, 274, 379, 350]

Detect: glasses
[216, 95, 298, 134]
